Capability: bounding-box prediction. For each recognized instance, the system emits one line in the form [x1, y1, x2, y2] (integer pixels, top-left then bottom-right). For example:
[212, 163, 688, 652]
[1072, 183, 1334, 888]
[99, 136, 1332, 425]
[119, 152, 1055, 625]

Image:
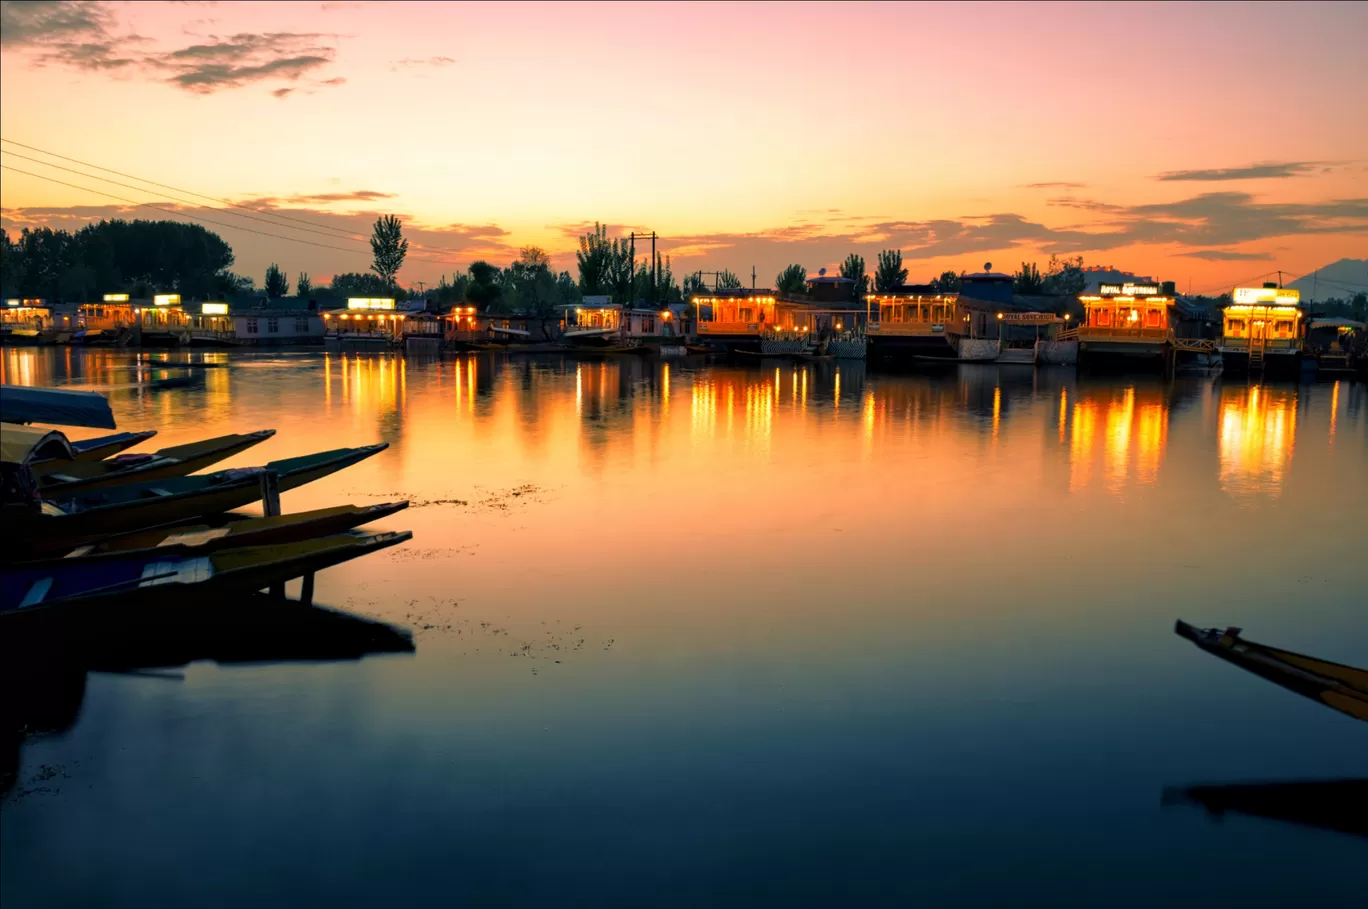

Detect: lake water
[2, 348, 1365, 908]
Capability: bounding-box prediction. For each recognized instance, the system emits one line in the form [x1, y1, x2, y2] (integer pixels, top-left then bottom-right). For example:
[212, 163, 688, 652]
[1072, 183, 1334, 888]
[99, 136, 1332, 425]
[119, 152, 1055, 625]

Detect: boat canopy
[1, 424, 75, 466]
[1308, 317, 1365, 331]
[0, 384, 117, 429]
[490, 326, 531, 337]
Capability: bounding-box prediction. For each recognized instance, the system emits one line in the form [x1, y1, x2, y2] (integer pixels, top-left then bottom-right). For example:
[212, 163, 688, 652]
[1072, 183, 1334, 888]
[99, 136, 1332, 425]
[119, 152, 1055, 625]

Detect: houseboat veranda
[1219, 285, 1304, 376]
[691, 292, 863, 356]
[1077, 281, 1175, 370]
[865, 292, 968, 362]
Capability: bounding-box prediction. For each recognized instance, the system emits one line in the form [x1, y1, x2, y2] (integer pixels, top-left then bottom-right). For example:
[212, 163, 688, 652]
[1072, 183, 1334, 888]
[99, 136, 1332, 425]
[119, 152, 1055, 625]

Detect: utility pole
[752, 265, 756, 289]
[651, 231, 657, 307]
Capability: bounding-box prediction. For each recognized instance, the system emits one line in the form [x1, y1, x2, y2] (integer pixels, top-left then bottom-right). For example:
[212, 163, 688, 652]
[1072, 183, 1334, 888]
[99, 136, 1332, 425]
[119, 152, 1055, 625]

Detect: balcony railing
[1077, 326, 1169, 342]
[698, 320, 762, 335]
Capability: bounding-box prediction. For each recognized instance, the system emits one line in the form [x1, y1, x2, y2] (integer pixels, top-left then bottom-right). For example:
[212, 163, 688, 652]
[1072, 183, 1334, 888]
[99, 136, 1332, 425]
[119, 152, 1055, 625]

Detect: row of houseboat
[5, 277, 1363, 377]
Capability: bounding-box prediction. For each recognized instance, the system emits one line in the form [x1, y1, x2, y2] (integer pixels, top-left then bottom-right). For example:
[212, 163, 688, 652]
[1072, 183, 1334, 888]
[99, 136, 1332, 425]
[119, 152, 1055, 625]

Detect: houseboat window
[1226, 318, 1245, 333]
[502, 320, 510, 329]
[1145, 309, 1162, 327]
[268, 318, 279, 333]
[295, 318, 309, 332]
[246, 319, 258, 334]
[643, 318, 655, 334]
[739, 307, 753, 321]
[1095, 309, 1112, 327]
[1275, 320, 1293, 335]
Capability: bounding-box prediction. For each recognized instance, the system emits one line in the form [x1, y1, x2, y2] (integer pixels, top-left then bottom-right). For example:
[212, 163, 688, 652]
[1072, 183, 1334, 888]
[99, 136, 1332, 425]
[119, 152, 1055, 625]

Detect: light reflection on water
[1, 348, 1366, 908]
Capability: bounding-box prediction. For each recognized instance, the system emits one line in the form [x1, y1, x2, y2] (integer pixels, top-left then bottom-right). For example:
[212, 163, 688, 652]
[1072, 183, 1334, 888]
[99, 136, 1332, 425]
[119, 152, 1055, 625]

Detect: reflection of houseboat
[1077, 281, 1173, 370]
[1219, 285, 1303, 376]
[865, 293, 967, 362]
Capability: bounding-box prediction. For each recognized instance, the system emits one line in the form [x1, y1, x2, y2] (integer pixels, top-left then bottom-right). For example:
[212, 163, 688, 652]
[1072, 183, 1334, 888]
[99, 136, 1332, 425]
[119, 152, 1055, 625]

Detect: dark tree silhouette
[369, 215, 408, 287]
[776, 264, 807, 295]
[265, 263, 289, 299]
[874, 249, 907, 292]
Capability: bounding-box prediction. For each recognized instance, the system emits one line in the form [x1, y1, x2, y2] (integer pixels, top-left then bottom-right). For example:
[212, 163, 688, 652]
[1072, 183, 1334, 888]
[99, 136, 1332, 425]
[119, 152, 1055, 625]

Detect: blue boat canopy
[0, 384, 117, 429]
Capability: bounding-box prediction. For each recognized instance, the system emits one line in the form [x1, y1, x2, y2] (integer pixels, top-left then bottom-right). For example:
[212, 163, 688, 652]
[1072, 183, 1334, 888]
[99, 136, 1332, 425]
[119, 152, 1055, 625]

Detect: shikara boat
[0, 384, 116, 429]
[2, 530, 412, 617]
[58, 501, 410, 559]
[1174, 620, 1368, 721]
[66, 430, 158, 463]
[32, 429, 276, 492]
[8, 443, 389, 556]
[1162, 778, 1368, 839]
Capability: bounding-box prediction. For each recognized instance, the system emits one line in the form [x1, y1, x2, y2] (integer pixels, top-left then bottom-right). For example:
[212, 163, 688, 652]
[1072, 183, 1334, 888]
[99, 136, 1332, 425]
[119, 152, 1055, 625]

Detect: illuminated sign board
[1232, 286, 1300, 305]
[1001, 312, 1064, 323]
[103, 293, 130, 302]
[153, 294, 181, 306]
[1098, 283, 1160, 296]
[4, 299, 18, 307]
[201, 303, 229, 315]
[347, 297, 396, 310]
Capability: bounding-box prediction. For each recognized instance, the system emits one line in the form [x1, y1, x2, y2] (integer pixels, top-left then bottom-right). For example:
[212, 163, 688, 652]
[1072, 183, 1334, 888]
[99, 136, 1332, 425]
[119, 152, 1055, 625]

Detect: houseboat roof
[560, 300, 621, 310]
[1308, 317, 1364, 330]
[807, 275, 855, 285]
[579, 295, 613, 307]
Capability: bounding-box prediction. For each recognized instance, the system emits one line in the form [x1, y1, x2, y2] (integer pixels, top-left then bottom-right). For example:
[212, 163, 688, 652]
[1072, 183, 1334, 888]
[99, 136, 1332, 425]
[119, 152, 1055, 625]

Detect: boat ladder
[1249, 335, 1266, 371]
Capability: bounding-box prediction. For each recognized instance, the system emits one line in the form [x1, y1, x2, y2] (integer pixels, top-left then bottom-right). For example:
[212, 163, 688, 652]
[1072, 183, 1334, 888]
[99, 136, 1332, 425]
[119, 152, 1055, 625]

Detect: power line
[0, 136, 495, 262]
[2, 164, 390, 257]
[1, 137, 364, 241]
[1, 163, 468, 266]
[1, 149, 376, 246]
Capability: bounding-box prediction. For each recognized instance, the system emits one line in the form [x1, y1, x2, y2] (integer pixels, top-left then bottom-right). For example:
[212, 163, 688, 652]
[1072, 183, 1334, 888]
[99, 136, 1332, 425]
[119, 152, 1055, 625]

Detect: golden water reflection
[1066, 385, 1170, 495]
[1219, 384, 1298, 501]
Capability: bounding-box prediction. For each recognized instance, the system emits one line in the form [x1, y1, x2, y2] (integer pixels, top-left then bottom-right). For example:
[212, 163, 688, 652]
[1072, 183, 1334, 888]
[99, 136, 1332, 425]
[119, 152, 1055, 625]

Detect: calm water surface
[2, 348, 1366, 908]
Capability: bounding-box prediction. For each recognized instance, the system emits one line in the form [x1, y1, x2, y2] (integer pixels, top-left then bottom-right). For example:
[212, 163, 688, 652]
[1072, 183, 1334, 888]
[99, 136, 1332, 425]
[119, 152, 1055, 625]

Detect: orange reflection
[1067, 385, 1169, 494]
[1219, 384, 1297, 500]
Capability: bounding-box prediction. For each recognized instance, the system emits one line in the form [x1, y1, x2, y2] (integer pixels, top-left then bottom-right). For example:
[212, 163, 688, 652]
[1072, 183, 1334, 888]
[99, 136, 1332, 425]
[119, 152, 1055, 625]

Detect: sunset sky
[2, 0, 1365, 293]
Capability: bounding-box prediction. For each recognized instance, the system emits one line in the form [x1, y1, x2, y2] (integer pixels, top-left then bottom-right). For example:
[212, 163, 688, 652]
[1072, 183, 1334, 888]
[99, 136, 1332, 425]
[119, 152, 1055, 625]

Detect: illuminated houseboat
[1077, 281, 1173, 370]
[322, 297, 405, 350]
[1219, 285, 1303, 375]
[864, 293, 968, 362]
[692, 291, 781, 351]
[560, 297, 624, 347]
[1, 299, 56, 345]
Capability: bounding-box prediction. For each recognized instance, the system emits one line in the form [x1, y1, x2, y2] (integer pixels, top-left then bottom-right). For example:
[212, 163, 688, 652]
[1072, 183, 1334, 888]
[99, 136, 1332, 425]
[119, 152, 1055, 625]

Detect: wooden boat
[1162, 778, 1368, 839]
[56, 501, 410, 559]
[0, 384, 116, 429]
[32, 429, 275, 492]
[2, 530, 412, 617]
[8, 443, 389, 556]
[1174, 620, 1368, 721]
[67, 430, 158, 463]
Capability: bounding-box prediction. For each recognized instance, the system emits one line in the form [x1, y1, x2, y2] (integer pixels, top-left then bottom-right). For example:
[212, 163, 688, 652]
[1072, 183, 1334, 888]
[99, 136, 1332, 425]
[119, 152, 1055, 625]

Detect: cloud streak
[1155, 161, 1322, 182]
[0, 3, 345, 95]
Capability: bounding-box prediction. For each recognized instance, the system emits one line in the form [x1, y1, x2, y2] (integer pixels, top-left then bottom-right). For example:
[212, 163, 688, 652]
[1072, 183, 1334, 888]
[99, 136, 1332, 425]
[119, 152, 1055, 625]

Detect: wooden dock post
[300, 572, 315, 607]
[260, 471, 285, 598]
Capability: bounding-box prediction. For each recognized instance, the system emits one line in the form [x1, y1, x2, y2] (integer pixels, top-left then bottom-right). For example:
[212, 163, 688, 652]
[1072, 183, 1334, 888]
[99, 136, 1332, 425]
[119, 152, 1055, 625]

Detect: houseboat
[692, 291, 827, 353]
[559, 297, 624, 347]
[2, 299, 54, 345]
[864, 292, 968, 363]
[1077, 281, 1173, 370]
[1219, 285, 1304, 376]
[322, 297, 404, 351]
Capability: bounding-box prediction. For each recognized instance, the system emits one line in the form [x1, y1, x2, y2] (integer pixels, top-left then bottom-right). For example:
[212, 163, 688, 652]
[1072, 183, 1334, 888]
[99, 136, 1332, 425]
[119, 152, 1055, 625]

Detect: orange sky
[2, 1, 1365, 292]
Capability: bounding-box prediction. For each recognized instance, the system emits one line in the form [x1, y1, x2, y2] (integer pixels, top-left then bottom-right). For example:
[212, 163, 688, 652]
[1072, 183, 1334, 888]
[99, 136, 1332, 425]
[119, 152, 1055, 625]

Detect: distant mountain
[1287, 259, 1367, 301]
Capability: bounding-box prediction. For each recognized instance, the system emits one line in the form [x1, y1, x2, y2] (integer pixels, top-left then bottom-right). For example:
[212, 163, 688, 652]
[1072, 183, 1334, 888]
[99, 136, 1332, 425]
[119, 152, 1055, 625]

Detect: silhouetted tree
[874, 249, 907, 292]
[296, 272, 312, 297]
[330, 272, 400, 298]
[839, 253, 867, 302]
[683, 272, 706, 297]
[576, 222, 613, 295]
[556, 270, 580, 306]
[1042, 255, 1085, 295]
[369, 215, 408, 287]
[930, 270, 962, 293]
[465, 260, 503, 310]
[1014, 262, 1045, 294]
[265, 263, 289, 299]
[717, 269, 742, 289]
[776, 264, 807, 295]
